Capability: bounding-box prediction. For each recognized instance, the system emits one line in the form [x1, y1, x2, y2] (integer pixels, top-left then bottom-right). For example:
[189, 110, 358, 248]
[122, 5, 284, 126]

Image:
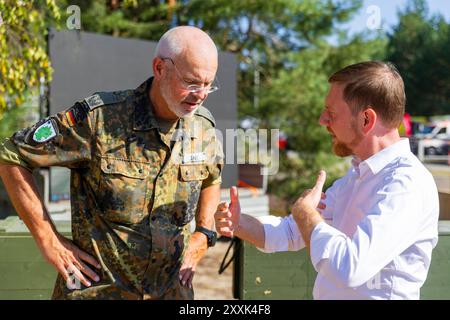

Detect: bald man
[0, 26, 224, 299]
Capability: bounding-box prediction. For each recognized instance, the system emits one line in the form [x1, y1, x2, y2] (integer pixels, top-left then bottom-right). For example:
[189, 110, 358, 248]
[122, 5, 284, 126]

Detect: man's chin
[181, 108, 197, 118]
[332, 142, 353, 157]
[180, 105, 199, 118]
[167, 104, 197, 118]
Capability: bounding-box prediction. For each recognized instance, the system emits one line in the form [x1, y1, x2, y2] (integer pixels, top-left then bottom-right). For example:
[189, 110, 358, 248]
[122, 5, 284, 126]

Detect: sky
[344, 0, 450, 36]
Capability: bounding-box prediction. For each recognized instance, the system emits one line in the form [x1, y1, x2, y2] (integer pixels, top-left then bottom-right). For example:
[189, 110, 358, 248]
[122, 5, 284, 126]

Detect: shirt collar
[352, 138, 411, 177]
[133, 77, 160, 131]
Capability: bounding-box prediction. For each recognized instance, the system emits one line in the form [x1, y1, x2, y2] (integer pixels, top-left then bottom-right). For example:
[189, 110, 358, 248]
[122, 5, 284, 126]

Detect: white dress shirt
[257, 139, 439, 299]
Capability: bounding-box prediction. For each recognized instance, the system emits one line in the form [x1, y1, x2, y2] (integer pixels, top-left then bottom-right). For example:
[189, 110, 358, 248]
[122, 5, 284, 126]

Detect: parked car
[420, 137, 449, 156]
[411, 120, 450, 156]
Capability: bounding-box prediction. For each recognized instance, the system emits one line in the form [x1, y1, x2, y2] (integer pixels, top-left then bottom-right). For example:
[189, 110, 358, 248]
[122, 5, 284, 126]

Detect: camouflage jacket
[0, 77, 224, 299]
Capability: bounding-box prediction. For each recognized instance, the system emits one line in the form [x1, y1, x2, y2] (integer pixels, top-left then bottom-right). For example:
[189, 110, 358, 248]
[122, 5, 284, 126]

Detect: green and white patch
[33, 120, 57, 143]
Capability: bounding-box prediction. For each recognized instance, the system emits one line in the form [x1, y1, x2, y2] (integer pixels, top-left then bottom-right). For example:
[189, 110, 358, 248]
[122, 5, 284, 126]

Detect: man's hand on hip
[179, 232, 208, 289]
[40, 233, 101, 288]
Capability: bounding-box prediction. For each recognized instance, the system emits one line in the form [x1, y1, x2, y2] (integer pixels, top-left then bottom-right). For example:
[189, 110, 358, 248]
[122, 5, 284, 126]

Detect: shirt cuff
[255, 215, 286, 253]
[310, 221, 343, 271]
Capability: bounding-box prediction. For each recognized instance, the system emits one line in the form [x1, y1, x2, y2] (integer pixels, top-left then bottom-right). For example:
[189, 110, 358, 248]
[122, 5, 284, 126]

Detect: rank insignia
[84, 94, 104, 110]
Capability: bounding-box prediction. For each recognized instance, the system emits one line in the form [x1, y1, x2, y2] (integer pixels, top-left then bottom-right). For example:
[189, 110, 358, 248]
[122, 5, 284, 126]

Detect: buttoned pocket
[98, 157, 152, 224]
[171, 164, 209, 227]
[100, 157, 148, 179]
[179, 164, 209, 181]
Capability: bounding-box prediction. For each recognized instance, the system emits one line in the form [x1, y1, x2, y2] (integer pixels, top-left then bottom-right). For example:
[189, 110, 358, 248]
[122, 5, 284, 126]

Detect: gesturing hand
[215, 186, 241, 238]
[293, 170, 327, 215]
[292, 170, 327, 246]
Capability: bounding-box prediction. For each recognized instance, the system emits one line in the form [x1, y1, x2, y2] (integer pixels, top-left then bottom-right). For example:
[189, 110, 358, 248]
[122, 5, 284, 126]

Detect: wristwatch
[195, 226, 217, 247]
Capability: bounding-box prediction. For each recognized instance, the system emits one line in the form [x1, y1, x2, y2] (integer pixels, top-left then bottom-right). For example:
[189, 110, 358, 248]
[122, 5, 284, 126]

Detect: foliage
[0, 90, 39, 139]
[0, 0, 60, 113]
[260, 35, 387, 204]
[387, 0, 450, 116]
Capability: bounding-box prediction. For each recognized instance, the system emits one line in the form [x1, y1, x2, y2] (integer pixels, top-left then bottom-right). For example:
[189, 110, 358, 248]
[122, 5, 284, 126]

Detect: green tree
[257, 35, 386, 204]
[0, 0, 60, 113]
[387, 0, 450, 116]
[0, 90, 39, 139]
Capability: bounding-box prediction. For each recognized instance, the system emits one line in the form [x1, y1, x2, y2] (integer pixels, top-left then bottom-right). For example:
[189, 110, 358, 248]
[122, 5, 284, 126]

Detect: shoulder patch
[23, 118, 59, 146]
[194, 106, 216, 127]
[33, 120, 57, 142]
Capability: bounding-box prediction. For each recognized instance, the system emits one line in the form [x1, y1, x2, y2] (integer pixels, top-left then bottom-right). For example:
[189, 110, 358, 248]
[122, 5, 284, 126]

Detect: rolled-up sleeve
[201, 125, 224, 189]
[0, 138, 34, 171]
[256, 214, 306, 253]
[254, 177, 344, 254]
[0, 104, 94, 170]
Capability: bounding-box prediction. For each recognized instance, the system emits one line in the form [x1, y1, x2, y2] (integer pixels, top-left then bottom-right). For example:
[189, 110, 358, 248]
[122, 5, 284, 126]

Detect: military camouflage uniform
[0, 78, 223, 299]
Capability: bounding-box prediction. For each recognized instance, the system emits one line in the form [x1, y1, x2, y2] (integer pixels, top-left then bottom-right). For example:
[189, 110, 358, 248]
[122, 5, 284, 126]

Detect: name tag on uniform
[183, 152, 206, 164]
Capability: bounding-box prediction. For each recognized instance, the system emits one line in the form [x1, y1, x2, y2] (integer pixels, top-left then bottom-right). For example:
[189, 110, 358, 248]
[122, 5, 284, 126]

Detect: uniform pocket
[179, 164, 209, 181]
[172, 164, 209, 227]
[100, 157, 148, 178]
[98, 157, 150, 224]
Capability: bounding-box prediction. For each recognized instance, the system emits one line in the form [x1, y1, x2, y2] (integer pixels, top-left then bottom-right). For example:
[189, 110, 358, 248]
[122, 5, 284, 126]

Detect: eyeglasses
[160, 57, 219, 94]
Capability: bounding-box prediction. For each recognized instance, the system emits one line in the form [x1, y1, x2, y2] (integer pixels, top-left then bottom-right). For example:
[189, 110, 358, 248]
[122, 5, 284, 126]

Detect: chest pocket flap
[180, 164, 209, 181]
[100, 157, 148, 179]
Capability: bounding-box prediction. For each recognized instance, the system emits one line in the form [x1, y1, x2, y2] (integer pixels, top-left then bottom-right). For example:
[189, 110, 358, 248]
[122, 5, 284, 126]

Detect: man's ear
[152, 57, 164, 79]
[361, 108, 377, 134]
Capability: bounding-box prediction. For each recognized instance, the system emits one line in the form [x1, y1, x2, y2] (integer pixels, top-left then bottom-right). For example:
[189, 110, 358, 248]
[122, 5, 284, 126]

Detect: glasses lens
[187, 84, 219, 94]
[207, 86, 219, 93]
[161, 56, 220, 94]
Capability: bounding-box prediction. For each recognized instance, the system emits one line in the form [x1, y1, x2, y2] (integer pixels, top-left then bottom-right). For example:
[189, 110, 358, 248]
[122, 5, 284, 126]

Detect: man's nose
[318, 111, 328, 126]
[192, 89, 208, 100]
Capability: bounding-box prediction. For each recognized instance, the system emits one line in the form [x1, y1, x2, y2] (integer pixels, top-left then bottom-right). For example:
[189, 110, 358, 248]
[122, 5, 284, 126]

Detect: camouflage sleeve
[0, 102, 95, 171]
[0, 138, 34, 171]
[201, 134, 224, 189]
[202, 163, 223, 189]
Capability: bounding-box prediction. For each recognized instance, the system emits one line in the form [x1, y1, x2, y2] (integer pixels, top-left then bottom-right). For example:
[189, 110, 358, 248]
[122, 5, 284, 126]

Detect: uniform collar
[133, 77, 159, 131]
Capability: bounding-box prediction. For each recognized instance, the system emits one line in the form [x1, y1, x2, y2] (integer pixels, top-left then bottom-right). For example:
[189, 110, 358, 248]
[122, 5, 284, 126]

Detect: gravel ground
[193, 240, 236, 300]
